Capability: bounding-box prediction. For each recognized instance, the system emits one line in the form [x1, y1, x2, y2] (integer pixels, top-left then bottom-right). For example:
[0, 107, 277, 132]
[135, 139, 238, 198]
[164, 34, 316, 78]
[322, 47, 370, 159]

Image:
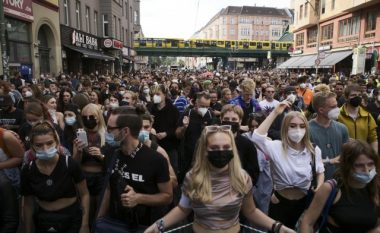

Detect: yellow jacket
[337, 105, 377, 143]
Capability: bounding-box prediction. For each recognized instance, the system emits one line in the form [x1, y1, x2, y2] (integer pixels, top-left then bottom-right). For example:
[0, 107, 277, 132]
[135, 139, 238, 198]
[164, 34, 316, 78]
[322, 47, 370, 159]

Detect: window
[63, 0, 69, 26]
[223, 17, 226, 24]
[85, 6, 90, 33]
[338, 16, 360, 37]
[118, 18, 121, 40]
[366, 11, 376, 31]
[304, 2, 308, 18]
[231, 17, 235, 24]
[300, 5, 303, 19]
[307, 27, 318, 43]
[94, 11, 98, 35]
[296, 33, 304, 46]
[240, 28, 250, 36]
[321, 0, 326, 14]
[321, 23, 334, 40]
[223, 28, 226, 36]
[103, 14, 109, 37]
[122, 27, 124, 42]
[125, 2, 128, 19]
[331, 0, 335, 10]
[126, 29, 128, 44]
[230, 29, 235, 35]
[130, 6, 132, 22]
[75, 1, 81, 30]
[113, 15, 117, 38]
[272, 29, 281, 37]
[134, 11, 138, 24]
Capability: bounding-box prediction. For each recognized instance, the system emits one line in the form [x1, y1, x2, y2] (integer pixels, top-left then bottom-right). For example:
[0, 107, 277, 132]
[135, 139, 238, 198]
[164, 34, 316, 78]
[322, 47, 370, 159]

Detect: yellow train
[134, 38, 292, 51]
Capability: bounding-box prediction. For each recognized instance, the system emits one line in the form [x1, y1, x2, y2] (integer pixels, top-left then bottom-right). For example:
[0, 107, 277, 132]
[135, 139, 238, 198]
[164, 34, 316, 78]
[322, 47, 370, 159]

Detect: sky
[140, 0, 291, 39]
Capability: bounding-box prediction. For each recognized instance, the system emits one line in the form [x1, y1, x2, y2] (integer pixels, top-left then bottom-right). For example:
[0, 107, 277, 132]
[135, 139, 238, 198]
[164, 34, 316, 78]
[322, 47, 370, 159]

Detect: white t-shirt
[259, 99, 279, 113]
[249, 131, 325, 193]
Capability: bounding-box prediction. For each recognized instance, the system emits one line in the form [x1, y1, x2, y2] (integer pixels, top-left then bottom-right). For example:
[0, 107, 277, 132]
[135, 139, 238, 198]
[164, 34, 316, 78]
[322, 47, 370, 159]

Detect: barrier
[164, 223, 268, 233]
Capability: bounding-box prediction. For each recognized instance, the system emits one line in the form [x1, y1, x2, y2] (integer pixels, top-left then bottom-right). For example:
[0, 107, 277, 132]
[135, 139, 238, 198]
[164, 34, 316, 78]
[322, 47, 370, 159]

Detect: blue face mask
[105, 132, 121, 147]
[352, 169, 377, 184]
[138, 130, 150, 143]
[65, 117, 76, 126]
[36, 147, 58, 160]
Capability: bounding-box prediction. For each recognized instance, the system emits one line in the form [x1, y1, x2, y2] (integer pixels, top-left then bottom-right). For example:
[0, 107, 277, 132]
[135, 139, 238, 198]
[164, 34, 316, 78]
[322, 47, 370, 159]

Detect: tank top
[325, 185, 378, 233]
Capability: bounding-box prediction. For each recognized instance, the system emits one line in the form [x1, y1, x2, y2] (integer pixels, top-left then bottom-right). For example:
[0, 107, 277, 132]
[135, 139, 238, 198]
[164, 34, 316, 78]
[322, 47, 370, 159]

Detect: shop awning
[288, 54, 316, 68]
[64, 45, 115, 61]
[277, 56, 304, 69]
[318, 51, 352, 68]
[298, 54, 318, 68]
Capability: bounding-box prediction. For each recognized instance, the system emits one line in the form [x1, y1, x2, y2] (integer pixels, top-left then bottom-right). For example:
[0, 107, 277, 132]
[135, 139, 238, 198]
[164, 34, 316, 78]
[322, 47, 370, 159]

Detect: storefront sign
[319, 45, 331, 51]
[102, 39, 123, 49]
[71, 30, 98, 50]
[122, 47, 129, 57]
[3, 0, 34, 21]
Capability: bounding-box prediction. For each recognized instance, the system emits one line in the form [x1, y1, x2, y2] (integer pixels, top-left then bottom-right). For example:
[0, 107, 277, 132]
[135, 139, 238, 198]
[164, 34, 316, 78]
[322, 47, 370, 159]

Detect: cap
[0, 94, 13, 107]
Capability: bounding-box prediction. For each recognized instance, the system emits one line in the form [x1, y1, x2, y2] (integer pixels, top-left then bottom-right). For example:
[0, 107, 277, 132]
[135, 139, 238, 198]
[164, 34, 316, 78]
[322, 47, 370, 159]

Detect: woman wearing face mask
[21, 121, 90, 233]
[43, 95, 65, 130]
[62, 104, 83, 154]
[250, 101, 325, 229]
[121, 90, 138, 107]
[139, 85, 152, 104]
[73, 103, 106, 226]
[144, 125, 295, 233]
[300, 140, 380, 233]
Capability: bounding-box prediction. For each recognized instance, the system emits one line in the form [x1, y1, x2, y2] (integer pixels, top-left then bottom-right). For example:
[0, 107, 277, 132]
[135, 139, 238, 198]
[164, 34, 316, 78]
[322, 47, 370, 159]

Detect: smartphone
[76, 129, 88, 147]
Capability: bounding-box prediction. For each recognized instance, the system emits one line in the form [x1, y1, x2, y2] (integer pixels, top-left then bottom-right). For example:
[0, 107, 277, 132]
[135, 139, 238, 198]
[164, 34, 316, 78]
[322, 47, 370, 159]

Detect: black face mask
[170, 89, 179, 96]
[207, 150, 233, 168]
[349, 96, 361, 107]
[120, 100, 129, 106]
[82, 117, 97, 129]
[221, 121, 240, 134]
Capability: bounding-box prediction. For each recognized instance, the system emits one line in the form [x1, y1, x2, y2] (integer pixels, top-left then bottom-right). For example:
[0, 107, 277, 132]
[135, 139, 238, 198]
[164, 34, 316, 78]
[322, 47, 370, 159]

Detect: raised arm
[256, 101, 290, 136]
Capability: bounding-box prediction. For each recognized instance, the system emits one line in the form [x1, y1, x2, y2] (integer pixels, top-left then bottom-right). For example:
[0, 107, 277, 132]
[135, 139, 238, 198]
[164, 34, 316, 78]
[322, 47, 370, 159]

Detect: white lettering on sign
[71, 30, 98, 50]
[3, 0, 24, 9]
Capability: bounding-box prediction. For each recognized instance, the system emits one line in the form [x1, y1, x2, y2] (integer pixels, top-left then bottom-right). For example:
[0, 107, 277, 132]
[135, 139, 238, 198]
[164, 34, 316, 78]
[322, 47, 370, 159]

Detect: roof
[278, 32, 294, 41]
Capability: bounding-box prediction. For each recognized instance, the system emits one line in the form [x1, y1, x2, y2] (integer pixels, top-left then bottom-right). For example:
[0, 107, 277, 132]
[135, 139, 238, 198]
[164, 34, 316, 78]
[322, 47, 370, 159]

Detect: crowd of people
[0, 69, 379, 233]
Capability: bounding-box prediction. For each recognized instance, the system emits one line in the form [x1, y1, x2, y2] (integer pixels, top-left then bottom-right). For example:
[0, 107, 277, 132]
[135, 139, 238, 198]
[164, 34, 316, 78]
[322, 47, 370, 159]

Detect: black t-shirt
[0, 108, 24, 131]
[109, 145, 170, 225]
[20, 156, 84, 201]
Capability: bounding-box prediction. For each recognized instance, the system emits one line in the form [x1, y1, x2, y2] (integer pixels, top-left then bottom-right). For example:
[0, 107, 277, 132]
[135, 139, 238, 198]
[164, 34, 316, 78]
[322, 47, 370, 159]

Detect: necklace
[129, 142, 142, 159]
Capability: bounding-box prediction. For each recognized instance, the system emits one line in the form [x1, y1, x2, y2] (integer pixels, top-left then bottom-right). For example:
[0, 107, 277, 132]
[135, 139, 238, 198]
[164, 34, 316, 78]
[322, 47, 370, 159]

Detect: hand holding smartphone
[76, 129, 88, 147]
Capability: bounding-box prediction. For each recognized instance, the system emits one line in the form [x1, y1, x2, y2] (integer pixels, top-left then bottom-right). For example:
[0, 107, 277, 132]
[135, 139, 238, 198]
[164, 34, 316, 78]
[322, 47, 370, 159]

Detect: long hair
[337, 139, 380, 205]
[81, 103, 106, 146]
[280, 111, 315, 156]
[187, 130, 247, 203]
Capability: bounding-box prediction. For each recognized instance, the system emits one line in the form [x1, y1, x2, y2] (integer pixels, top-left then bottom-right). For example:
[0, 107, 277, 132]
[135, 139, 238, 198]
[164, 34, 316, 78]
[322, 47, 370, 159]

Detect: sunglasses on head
[205, 125, 231, 133]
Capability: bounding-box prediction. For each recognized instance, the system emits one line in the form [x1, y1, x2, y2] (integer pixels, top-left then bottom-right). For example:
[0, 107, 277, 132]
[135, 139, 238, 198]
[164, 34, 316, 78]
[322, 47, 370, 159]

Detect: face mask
[65, 116, 76, 126]
[138, 130, 150, 143]
[82, 117, 97, 129]
[153, 95, 162, 104]
[35, 147, 58, 160]
[352, 169, 377, 184]
[198, 107, 208, 117]
[349, 96, 361, 107]
[170, 89, 178, 96]
[25, 91, 33, 98]
[110, 102, 119, 109]
[143, 88, 150, 94]
[119, 91, 125, 95]
[300, 83, 307, 89]
[286, 94, 296, 104]
[221, 121, 240, 134]
[120, 100, 129, 106]
[105, 132, 121, 147]
[288, 128, 306, 143]
[327, 107, 340, 120]
[207, 150, 234, 168]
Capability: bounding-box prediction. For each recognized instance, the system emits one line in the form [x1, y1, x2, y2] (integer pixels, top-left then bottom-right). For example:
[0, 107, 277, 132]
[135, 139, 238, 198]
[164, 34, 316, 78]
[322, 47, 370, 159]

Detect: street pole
[0, 0, 9, 81]
[315, 7, 320, 77]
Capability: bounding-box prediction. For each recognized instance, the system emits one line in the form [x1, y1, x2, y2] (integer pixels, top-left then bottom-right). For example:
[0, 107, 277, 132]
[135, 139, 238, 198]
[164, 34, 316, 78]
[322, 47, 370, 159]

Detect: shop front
[101, 38, 123, 74]
[60, 25, 114, 75]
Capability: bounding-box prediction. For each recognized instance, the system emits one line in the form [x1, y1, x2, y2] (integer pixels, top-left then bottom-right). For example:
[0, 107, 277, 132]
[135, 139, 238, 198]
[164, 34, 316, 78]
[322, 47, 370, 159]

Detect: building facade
[0, 0, 61, 80]
[284, 0, 380, 74]
[58, 0, 140, 75]
[192, 6, 293, 42]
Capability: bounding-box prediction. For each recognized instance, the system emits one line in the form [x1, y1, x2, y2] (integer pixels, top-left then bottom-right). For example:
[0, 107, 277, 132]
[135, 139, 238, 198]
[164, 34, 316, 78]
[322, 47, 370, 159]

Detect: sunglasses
[205, 125, 231, 133]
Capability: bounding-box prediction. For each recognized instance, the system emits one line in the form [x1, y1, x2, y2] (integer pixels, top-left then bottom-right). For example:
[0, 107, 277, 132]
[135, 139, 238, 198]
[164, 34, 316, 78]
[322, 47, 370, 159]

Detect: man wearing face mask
[169, 82, 188, 115]
[176, 92, 213, 184]
[309, 92, 349, 179]
[338, 84, 378, 153]
[0, 94, 24, 132]
[297, 76, 313, 111]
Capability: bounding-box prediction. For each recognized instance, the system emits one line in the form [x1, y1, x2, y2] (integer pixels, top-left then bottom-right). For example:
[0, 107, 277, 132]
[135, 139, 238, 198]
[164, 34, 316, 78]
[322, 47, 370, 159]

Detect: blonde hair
[81, 103, 106, 146]
[239, 79, 256, 93]
[187, 130, 247, 203]
[314, 84, 330, 93]
[280, 111, 315, 156]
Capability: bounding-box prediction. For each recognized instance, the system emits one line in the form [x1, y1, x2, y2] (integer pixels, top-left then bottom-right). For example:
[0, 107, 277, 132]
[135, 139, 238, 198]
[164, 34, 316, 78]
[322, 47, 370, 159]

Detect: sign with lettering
[71, 30, 98, 50]
[3, 0, 34, 21]
[102, 39, 123, 50]
[103, 39, 113, 48]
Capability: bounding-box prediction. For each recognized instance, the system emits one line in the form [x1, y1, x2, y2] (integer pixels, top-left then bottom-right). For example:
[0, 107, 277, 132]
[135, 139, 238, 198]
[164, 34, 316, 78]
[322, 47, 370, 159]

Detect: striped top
[172, 95, 189, 114]
[179, 169, 252, 230]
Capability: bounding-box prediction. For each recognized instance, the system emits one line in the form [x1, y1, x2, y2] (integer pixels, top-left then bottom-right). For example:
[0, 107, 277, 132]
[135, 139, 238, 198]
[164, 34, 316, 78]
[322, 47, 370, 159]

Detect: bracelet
[155, 218, 165, 233]
[274, 222, 283, 233]
[271, 221, 279, 232]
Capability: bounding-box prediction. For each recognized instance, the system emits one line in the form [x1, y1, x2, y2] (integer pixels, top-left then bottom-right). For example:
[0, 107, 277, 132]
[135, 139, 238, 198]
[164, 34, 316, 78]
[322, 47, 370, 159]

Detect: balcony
[292, 0, 319, 32]
[343, 0, 379, 12]
[133, 24, 141, 34]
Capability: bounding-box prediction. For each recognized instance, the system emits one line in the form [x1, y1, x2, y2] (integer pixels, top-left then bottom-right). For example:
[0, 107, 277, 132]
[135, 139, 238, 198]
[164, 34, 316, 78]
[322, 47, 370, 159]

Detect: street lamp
[306, 0, 320, 77]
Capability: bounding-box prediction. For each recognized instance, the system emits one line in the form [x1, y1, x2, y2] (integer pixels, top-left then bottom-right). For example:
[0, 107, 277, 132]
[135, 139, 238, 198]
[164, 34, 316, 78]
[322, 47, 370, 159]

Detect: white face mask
[143, 88, 150, 94]
[25, 91, 33, 98]
[119, 91, 125, 95]
[153, 95, 162, 104]
[110, 102, 119, 109]
[327, 107, 340, 120]
[300, 83, 307, 89]
[198, 107, 208, 117]
[288, 128, 306, 143]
